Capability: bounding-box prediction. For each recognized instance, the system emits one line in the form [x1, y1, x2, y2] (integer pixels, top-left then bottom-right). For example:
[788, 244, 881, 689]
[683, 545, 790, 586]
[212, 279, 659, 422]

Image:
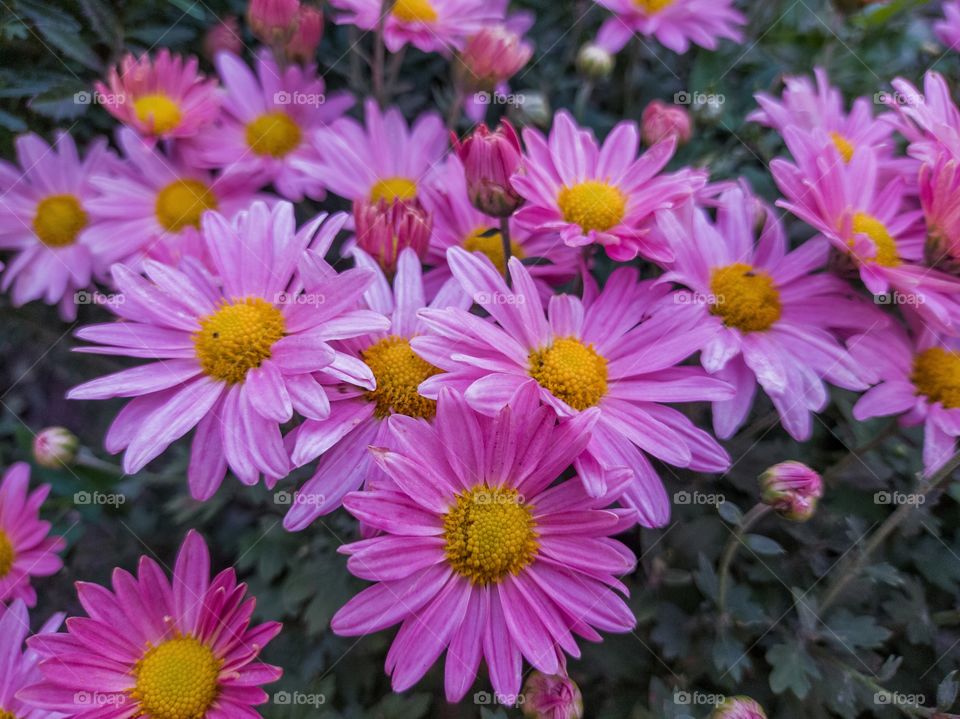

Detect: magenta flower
[331, 386, 637, 702]
[593, 0, 745, 55]
[286, 5, 324, 63]
[657, 186, 876, 441]
[68, 202, 389, 499]
[21, 531, 282, 719]
[0, 600, 63, 719]
[247, 0, 299, 44]
[920, 155, 960, 265]
[94, 49, 220, 140]
[935, 1, 960, 51]
[886, 71, 960, 164]
[453, 119, 525, 218]
[641, 100, 692, 147]
[0, 463, 64, 608]
[412, 248, 732, 527]
[456, 25, 533, 92]
[522, 671, 584, 719]
[712, 696, 768, 719]
[512, 111, 705, 262]
[353, 196, 432, 274]
[760, 461, 823, 522]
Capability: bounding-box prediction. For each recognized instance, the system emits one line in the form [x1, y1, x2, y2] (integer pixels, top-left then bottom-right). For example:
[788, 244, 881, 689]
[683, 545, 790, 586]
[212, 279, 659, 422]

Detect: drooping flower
[711, 696, 768, 719]
[453, 119, 525, 217]
[593, 0, 746, 55]
[412, 248, 733, 527]
[190, 50, 354, 201]
[760, 461, 823, 521]
[68, 202, 389, 500]
[331, 386, 637, 702]
[94, 49, 220, 140]
[21, 531, 282, 719]
[0, 463, 65, 608]
[32, 427, 79, 469]
[0, 600, 63, 719]
[657, 186, 877, 441]
[935, 1, 960, 51]
[353, 196, 432, 274]
[282, 248, 471, 530]
[641, 99, 692, 146]
[512, 111, 705, 262]
[522, 671, 584, 719]
[0, 132, 125, 320]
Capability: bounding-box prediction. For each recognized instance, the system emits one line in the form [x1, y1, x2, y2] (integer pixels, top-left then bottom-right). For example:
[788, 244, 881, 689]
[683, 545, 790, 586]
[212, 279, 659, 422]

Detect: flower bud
[642, 100, 693, 146]
[522, 672, 583, 719]
[452, 120, 524, 217]
[204, 16, 243, 61]
[286, 5, 324, 64]
[760, 461, 823, 522]
[711, 696, 768, 719]
[353, 197, 431, 275]
[456, 26, 533, 93]
[247, 0, 300, 46]
[576, 43, 615, 80]
[33, 427, 79, 469]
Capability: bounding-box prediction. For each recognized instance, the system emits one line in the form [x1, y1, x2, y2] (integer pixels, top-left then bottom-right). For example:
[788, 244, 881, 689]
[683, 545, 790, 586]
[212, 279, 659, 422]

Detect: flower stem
[372, 0, 395, 106]
[500, 216, 513, 287]
[717, 503, 772, 622]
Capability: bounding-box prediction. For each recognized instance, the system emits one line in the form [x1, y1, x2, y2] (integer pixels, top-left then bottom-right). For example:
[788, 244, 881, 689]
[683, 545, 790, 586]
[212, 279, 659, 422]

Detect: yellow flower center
[912, 348, 960, 409]
[193, 298, 286, 384]
[634, 0, 675, 12]
[709, 263, 783, 333]
[528, 337, 608, 410]
[362, 335, 441, 419]
[131, 636, 221, 719]
[0, 529, 15, 578]
[830, 131, 855, 163]
[444, 485, 538, 585]
[849, 212, 901, 267]
[370, 177, 418, 203]
[134, 94, 183, 135]
[556, 180, 626, 234]
[155, 179, 218, 233]
[32, 194, 88, 248]
[392, 0, 439, 23]
[0, 710, 17, 719]
[463, 228, 525, 275]
[245, 112, 302, 158]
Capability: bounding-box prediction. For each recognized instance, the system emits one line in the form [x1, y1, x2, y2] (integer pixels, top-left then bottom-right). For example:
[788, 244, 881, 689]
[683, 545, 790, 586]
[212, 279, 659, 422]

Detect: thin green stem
[500, 216, 513, 286]
[717, 503, 772, 623]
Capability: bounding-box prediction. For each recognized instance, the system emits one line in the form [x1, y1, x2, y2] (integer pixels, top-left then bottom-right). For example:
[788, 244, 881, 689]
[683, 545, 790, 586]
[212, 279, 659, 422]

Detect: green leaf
[745, 534, 785, 556]
[938, 671, 959, 711]
[824, 610, 892, 650]
[15, 0, 103, 71]
[717, 499, 744, 525]
[767, 641, 821, 699]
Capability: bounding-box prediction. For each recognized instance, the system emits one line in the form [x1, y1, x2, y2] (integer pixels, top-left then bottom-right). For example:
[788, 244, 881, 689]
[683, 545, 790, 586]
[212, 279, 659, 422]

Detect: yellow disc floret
[444, 485, 538, 585]
[634, 0, 675, 12]
[557, 180, 627, 234]
[155, 179, 218, 233]
[245, 112, 302, 158]
[33, 194, 88, 248]
[709, 263, 783, 333]
[370, 177, 418, 203]
[193, 298, 286, 384]
[830, 131, 855, 163]
[131, 636, 221, 719]
[0, 709, 17, 719]
[463, 227, 525, 275]
[0, 529, 15, 578]
[529, 337, 608, 410]
[134, 94, 183, 135]
[912, 347, 960, 409]
[850, 212, 901, 267]
[362, 335, 441, 419]
[392, 0, 439, 23]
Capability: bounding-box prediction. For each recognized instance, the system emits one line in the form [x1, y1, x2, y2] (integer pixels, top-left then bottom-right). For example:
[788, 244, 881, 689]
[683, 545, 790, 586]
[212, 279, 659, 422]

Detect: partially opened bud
[642, 99, 693, 146]
[711, 696, 768, 719]
[576, 43, 615, 80]
[453, 120, 524, 217]
[353, 197, 431, 274]
[457, 26, 533, 92]
[760, 461, 823, 522]
[522, 672, 583, 719]
[286, 5, 324, 64]
[204, 16, 243, 61]
[247, 0, 300, 45]
[33, 427, 79, 469]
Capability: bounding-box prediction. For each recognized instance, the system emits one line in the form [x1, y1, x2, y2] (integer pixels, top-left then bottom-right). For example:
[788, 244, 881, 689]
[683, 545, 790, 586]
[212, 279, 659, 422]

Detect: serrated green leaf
[767, 641, 820, 699]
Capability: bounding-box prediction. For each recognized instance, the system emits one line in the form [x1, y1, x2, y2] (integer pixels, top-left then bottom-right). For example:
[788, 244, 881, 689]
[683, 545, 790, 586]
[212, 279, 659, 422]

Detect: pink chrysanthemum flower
[328, 0, 502, 53]
[935, 1, 960, 51]
[332, 385, 637, 702]
[283, 247, 471, 530]
[771, 131, 960, 332]
[421, 155, 581, 298]
[512, 111, 705, 263]
[297, 99, 447, 204]
[920, 154, 960, 266]
[21, 531, 282, 719]
[412, 248, 733, 527]
[190, 50, 354, 201]
[593, 0, 745, 55]
[886, 71, 960, 164]
[0, 600, 63, 719]
[657, 186, 876, 441]
[67, 202, 389, 499]
[0, 132, 124, 320]
[850, 326, 960, 476]
[94, 49, 220, 140]
[0, 463, 64, 608]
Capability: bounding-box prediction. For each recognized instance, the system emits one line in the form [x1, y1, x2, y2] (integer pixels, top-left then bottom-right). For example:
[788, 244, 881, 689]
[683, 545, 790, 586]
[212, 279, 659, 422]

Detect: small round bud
[33, 427, 79, 469]
[711, 696, 768, 719]
[642, 100, 693, 146]
[760, 461, 823, 522]
[577, 43, 615, 80]
[522, 672, 583, 719]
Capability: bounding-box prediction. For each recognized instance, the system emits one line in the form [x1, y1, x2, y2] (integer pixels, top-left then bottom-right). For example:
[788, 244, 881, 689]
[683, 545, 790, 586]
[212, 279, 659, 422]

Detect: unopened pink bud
[247, 0, 300, 45]
[457, 26, 533, 92]
[711, 696, 768, 719]
[204, 16, 243, 61]
[33, 427, 79, 469]
[522, 672, 583, 719]
[642, 99, 693, 146]
[287, 6, 324, 64]
[760, 461, 823, 522]
[453, 120, 525, 217]
[353, 197, 431, 274]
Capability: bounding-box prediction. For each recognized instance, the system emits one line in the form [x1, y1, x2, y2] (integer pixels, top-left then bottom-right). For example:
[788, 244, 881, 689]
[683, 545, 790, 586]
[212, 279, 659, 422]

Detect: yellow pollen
[0, 710, 17, 719]
[912, 348, 960, 409]
[557, 180, 626, 234]
[634, 0, 675, 11]
[245, 112, 302, 158]
[32, 194, 88, 248]
[830, 131, 855, 163]
[529, 337, 608, 410]
[0, 529, 15, 578]
[134, 94, 183, 135]
[155, 179, 218, 233]
[370, 177, 418, 203]
[463, 227, 525, 275]
[443, 485, 538, 585]
[850, 212, 901, 267]
[193, 298, 286, 384]
[362, 335, 440, 419]
[392, 0, 439, 23]
[131, 636, 221, 719]
[709, 263, 783, 333]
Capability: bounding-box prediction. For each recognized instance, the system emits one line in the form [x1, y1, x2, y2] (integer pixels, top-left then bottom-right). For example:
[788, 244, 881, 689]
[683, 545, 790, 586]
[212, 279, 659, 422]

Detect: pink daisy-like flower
[0, 600, 64, 719]
[421, 155, 581, 298]
[94, 49, 220, 140]
[0, 132, 124, 320]
[920, 154, 960, 265]
[0, 463, 64, 608]
[593, 0, 745, 55]
[297, 99, 447, 205]
[935, 1, 960, 51]
[850, 325, 960, 476]
[331, 385, 637, 702]
[657, 186, 877, 441]
[512, 111, 705, 263]
[21, 530, 282, 719]
[283, 247, 471, 530]
[190, 50, 354, 201]
[886, 71, 960, 164]
[329, 0, 503, 54]
[67, 202, 390, 499]
[412, 248, 733, 527]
